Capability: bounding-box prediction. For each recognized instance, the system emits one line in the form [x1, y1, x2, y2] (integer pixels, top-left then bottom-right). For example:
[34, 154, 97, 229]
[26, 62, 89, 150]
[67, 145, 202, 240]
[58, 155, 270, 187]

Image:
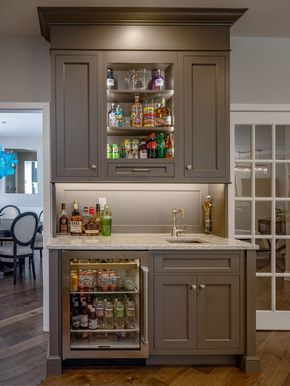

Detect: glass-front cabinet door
[231, 107, 290, 329]
[103, 52, 177, 180]
[62, 250, 149, 359]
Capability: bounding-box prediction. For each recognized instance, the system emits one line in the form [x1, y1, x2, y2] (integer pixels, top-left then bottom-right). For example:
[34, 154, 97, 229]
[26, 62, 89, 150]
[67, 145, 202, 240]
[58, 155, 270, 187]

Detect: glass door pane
[69, 258, 141, 350]
[106, 63, 174, 160]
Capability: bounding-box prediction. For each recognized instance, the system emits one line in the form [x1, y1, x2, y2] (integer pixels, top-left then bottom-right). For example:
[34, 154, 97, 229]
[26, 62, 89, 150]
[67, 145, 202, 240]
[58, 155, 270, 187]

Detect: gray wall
[230, 37, 290, 104]
[0, 36, 50, 102]
[1, 36, 290, 104]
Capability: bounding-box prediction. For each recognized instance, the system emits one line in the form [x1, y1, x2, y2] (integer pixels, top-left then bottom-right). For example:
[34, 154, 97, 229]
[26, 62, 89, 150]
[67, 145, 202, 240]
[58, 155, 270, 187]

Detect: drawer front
[154, 252, 241, 273]
[107, 162, 174, 178]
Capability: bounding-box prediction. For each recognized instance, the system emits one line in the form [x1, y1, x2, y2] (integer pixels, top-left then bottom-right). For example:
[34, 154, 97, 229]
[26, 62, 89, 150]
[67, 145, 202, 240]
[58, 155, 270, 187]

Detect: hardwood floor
[0, 252, 47, 386]
[1, 255, 290, 385]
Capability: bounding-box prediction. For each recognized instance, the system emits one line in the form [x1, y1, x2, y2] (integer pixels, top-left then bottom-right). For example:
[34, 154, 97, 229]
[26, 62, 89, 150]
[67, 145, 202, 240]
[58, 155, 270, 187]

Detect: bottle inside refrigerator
[62, 251, 148, 359]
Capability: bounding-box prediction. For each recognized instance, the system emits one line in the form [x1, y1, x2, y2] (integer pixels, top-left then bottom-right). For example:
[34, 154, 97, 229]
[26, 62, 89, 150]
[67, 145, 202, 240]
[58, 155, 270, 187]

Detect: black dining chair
[34, 210, 43, 260]
[0, 205, 21, 245]
[0, 212, 38, 284]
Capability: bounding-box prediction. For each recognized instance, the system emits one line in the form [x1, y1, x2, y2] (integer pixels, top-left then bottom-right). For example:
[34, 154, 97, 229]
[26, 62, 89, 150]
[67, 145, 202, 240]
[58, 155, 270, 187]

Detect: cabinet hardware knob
[190, 284, 197, 290]
[91, 165, 97, 170]
[186, 165, 193, 170]
[199, 284, 206, 289]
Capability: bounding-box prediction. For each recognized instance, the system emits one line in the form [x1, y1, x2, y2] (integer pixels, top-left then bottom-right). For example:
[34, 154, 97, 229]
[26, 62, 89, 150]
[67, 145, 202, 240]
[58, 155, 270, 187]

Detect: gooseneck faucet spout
[171, 208, 186, 237]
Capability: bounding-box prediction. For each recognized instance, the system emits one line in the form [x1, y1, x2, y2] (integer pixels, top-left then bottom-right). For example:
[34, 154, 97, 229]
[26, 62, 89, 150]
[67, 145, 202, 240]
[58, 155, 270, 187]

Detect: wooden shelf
[107, 89, 174, 103]
[107, 126, 174, 136]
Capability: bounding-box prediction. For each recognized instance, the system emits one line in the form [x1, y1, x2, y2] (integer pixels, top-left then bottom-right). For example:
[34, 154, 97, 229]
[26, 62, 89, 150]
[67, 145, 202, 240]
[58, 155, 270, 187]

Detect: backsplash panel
[55, 183, 213, 234]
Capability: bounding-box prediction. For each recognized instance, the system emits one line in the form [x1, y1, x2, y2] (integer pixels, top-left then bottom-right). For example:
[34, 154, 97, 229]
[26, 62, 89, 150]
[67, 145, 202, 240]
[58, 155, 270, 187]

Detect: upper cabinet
[104, 51, 177, 181]
[182, 54, 229, 182]
[52, 53, 102, 180]
[39, 7, 246, 183]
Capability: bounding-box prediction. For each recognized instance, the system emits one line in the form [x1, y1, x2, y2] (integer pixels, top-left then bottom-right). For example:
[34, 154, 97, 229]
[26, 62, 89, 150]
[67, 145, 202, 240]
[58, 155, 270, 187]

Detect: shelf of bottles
[69, 258, 141, 350]
[106, 63, 175, 160]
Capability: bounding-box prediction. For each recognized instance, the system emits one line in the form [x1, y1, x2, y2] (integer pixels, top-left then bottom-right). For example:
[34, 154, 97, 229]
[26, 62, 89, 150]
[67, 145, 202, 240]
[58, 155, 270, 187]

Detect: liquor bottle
[143, 98, 155, 128]
[108, 103, 117, 127]
[58, 202, 69, 234]
[101, 205, 112, 236]
[70, 200, 83, 236]
[84, 207, 99, 236]
[95, 204, 101, 234]
[80, 299, 89, 329]
[130, 95, 143, 127]
[150, 69, 164, 91]
[107, 68, 115, 89]
[81, 206, 90, 233]
[156, 133, 166, 158]
[155, 97, 171, 127]
[165, 133, 175, 159]
[71, 298, 81, 329]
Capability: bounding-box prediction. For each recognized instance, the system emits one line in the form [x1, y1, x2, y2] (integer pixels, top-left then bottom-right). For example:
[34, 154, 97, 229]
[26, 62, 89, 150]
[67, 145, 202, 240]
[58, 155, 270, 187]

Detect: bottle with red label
[165, 133, 174, 159]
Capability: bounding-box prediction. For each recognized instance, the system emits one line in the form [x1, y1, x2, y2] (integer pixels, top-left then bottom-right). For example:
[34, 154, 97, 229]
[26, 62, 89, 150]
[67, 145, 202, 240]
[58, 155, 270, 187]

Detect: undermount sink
[166, 238, 207, 244]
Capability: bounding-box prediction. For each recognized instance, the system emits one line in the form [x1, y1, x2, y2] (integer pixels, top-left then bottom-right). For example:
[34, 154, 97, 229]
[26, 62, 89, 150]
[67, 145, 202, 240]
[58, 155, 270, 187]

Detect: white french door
[230, 105, 290, 329]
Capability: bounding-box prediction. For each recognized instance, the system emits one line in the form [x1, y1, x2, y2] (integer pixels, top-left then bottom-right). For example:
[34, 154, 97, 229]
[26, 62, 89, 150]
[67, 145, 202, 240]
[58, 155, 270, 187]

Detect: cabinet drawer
[107, 162, 174, 178]
[154, 252, 241, 273]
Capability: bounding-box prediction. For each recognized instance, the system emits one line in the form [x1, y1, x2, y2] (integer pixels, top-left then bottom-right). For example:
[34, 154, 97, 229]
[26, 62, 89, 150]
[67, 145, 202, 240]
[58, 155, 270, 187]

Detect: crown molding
[38, 7, 247, 42]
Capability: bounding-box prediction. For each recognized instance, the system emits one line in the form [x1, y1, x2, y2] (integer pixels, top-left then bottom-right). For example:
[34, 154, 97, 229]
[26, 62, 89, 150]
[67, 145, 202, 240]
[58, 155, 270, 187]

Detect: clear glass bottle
[114, 300, 125, 329]
[130, 95, 143, 127]
[104, 300, 114, 329]
[125, 300, 136, 329]
[96, 299, 104, 329]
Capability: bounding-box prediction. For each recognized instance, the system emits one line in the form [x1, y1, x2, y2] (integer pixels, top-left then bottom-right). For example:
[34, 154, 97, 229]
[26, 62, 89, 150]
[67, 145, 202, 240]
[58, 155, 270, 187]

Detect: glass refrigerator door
[68, 258, 141, 350]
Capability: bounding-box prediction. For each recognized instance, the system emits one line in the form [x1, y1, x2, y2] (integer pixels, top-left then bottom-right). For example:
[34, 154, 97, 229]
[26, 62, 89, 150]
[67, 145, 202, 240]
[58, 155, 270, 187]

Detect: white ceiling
[0, 111, 42, 137]
[0, 0, 290, 38]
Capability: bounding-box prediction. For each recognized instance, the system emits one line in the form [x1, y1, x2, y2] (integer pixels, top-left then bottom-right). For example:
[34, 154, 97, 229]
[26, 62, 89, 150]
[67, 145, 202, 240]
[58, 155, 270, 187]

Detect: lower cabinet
[151, 251, 243, 355]
[153, 275, 240, 353]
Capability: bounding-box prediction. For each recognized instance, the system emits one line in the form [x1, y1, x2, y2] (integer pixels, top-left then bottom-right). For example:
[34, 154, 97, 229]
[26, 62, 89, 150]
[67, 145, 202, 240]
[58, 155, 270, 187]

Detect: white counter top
[47, 233, 257, 250]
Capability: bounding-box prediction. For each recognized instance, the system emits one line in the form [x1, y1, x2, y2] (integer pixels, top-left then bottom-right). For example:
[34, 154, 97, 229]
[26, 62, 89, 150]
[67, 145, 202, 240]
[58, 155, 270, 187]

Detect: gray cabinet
[51, 51, 229, 182]
[151, 251, 242, 355]
[182, 54, 229, 182]
[52, 52, 102, 181]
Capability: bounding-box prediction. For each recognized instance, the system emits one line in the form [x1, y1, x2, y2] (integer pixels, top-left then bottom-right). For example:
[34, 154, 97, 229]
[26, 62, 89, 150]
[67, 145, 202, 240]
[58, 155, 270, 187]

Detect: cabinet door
[183, 55, 229, 182]
[153, 275, 196, 351]
[197, 275, 240, 350]
[53, 54, 100, 180]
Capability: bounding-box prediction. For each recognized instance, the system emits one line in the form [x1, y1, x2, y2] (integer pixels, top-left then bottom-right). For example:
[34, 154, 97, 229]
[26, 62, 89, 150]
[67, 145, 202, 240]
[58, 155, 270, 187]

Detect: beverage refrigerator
[61, 250, 149, 359]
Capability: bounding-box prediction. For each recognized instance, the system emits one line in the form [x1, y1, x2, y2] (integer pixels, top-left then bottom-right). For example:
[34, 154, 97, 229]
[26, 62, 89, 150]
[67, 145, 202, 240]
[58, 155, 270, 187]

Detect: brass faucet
[171, 208, 186, 237]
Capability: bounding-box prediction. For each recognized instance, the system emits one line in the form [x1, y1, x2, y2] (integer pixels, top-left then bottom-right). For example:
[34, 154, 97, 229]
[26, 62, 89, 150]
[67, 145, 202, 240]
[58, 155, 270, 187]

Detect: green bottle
[101, 205, 112, 236]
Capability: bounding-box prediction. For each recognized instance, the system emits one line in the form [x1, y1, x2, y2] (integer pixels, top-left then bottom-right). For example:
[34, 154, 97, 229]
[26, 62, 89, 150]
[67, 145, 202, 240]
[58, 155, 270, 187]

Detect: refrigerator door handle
[141, 266, 149, 345]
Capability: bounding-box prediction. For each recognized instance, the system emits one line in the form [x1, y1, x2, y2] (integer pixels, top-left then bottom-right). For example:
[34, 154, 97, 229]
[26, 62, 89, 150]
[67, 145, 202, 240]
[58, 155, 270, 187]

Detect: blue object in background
[0, 145, 18, 179]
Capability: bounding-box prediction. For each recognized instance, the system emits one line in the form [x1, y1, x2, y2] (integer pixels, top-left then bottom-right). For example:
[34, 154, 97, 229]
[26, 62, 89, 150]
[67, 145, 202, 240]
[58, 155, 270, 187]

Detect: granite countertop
[47, 233, 257, 250]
